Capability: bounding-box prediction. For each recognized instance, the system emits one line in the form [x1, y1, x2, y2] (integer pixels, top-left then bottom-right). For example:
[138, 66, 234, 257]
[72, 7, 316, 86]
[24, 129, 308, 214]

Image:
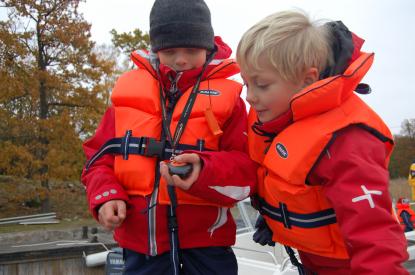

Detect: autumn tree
[0, 0, 116, 211]
[389, 118, 415, 178]
[400, 118, 415, 139]
[110, 28, 150, 68]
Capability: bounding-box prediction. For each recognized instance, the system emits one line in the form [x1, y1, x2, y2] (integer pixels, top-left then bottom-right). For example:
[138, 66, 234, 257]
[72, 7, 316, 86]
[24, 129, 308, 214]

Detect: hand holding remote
[159, 153, 201, 191]
[166, 160, 193, 179]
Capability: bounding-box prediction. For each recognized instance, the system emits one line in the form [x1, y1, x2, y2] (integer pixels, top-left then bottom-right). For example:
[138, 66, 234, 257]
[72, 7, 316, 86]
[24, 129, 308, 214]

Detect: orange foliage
[0, 0, 118, 181]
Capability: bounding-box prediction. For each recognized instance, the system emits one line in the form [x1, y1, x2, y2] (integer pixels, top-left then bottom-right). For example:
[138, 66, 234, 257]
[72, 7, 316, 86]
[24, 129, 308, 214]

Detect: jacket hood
[319, 21, 365, 79]
[289, 23, 371, 122]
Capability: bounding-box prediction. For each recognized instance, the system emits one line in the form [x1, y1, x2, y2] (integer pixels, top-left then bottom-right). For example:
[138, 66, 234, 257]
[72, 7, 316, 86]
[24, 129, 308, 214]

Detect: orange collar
[291, 52, 374, 121]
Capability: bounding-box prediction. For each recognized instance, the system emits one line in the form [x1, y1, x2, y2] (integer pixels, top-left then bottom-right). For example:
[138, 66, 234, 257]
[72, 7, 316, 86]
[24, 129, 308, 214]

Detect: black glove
[252, 215, 275, 246]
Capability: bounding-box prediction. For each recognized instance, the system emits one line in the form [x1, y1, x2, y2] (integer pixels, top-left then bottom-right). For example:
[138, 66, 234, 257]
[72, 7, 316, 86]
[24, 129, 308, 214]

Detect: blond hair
[237, 10, 333, 84]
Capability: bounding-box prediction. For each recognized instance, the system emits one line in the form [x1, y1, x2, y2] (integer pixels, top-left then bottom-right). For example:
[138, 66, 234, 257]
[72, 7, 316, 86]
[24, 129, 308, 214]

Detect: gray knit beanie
[149, 0, 215, 52]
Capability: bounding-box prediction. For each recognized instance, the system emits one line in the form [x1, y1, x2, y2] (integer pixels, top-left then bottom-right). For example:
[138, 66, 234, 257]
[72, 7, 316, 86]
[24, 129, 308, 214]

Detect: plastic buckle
[279, 202, 292, 229]
[121, 130, 132, 160]
[145, 138, 165, 157]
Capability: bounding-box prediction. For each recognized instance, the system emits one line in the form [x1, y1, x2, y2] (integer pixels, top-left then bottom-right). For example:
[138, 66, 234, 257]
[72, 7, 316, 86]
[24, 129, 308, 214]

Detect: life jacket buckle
[121, 130, 132, 160]
[145, 138, 165, 157]
[279, 202, 292, 229]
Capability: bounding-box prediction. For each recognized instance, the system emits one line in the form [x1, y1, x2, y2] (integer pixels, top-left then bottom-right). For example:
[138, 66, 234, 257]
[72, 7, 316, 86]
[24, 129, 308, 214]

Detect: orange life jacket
[396, 203, 415, 225]
[111, 52, 241, 207]
[248, 52, 394, 259]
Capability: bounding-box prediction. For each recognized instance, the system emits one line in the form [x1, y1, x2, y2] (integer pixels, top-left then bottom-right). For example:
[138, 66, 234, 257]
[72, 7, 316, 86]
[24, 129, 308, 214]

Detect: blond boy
[238, 11, 408, 274]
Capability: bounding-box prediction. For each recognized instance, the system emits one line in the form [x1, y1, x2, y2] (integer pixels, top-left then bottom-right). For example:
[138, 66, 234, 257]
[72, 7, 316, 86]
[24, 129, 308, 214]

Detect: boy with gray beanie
[81, 0, 257, 274]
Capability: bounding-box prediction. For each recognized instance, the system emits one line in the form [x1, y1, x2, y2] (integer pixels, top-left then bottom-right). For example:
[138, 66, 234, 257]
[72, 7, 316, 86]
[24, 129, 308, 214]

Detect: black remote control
[166, 161, 193, 179]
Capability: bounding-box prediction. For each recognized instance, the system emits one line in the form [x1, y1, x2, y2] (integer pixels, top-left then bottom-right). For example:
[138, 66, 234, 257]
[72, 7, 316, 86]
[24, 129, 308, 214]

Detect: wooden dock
[0, 227, 116, 275]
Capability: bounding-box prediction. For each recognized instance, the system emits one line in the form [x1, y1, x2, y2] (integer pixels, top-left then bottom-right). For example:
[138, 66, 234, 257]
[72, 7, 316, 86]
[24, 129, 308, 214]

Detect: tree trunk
[40, 178, 51, 213]
[37, 22, 50, 213]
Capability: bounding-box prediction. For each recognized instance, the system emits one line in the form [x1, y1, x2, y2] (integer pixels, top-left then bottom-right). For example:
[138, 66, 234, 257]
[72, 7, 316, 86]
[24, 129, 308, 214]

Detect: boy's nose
[175, 55, 187, 67]
[245, 89, 257, 105]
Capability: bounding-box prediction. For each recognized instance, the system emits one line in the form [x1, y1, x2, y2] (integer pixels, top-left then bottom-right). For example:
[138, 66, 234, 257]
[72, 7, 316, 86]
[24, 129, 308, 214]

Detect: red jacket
[301, 126, 408, 274]
[81, 37, 257, 255]
[251, 26, 408, 274]
[255, 112, 408, 274]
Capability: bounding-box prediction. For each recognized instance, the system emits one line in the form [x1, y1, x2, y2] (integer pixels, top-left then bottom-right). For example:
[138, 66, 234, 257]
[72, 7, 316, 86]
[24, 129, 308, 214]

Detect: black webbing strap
[85, 132, 205, 171]
[284, 246, 307, 275]
[159, 77, 202, 157]
[167, 184, 180, 275]
[161, 76, 202, 275]
[254, 196, 337, 229]
[158, 49, 216, 275]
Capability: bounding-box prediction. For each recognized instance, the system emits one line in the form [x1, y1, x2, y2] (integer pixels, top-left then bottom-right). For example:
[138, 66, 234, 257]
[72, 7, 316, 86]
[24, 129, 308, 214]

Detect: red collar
[252, 110, 293, 139]
[158, 63, 212, 94]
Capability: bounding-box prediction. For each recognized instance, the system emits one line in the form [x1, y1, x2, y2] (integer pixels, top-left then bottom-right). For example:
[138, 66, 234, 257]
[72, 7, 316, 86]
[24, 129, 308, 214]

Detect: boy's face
[241, 61, 304, 123]
[157, 48, 207, 72]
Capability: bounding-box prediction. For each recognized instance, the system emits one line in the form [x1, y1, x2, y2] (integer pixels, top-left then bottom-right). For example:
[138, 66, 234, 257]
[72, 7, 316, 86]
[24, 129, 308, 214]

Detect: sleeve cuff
[89, 185, 129, 220]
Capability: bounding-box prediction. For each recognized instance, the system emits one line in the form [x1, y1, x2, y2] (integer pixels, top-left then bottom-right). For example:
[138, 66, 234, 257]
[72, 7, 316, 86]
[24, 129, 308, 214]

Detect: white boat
[85, 199, 415, 274]
[233, 199, 299, 275]
[82, 199, 299, 274]
[234, 199, 415, 274]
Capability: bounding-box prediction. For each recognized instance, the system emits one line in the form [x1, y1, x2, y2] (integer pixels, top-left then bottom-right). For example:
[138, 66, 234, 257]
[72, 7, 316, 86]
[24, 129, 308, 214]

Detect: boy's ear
[303, 68, 319, 88]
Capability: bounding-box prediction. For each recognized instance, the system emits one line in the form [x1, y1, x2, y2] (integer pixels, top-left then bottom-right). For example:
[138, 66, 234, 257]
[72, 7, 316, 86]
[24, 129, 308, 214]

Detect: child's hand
[97, 199, 126, 231]
[160, 153, 201, 190]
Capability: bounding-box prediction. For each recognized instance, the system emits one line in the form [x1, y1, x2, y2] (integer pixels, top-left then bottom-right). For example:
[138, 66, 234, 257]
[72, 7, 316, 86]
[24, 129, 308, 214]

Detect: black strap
[256, 196, 337, 229]
[84, 135, 205, 171]
[158, 49, 215, 156]
[158, 49, 216, 275]
[284, 246, 307, 275]
[160, 76, 201, 275]
[167, 185, 181, 275]
[159, 74, 202, 156]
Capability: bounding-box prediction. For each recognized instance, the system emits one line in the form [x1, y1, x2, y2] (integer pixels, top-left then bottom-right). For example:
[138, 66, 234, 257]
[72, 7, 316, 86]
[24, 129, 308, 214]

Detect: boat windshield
[232, 199, 259, 234]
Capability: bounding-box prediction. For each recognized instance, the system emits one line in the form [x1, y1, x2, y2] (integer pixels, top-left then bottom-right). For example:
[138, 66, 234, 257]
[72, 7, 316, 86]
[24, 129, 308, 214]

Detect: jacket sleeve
[81, 106, 129, 220]
[308, 126, 409, 274]
[185, 97, 258, 206]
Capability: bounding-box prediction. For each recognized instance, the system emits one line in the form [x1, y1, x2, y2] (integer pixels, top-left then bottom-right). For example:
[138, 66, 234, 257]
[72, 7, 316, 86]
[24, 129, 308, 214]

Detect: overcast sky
[81, 0, 415, 133]
[10, 0, 415, 133]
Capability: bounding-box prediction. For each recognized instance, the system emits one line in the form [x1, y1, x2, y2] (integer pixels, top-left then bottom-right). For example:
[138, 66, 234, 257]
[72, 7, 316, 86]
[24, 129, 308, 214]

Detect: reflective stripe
[290, 213, 337, 223]
[87, 144, 121, 169]
[208, 207, 228, 236]
[148, 186, 158, 256]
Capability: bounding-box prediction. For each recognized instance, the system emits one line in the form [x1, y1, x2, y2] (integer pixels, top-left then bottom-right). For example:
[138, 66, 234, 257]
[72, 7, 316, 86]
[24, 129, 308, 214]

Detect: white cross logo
[351, 185, 382, 209]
